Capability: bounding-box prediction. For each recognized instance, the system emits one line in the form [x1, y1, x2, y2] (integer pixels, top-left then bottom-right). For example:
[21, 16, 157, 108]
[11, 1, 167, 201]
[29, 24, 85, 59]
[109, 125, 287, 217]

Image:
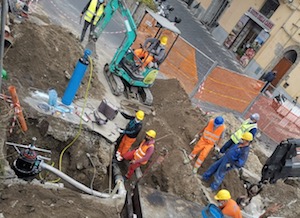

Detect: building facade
[190, 0, 300, 102]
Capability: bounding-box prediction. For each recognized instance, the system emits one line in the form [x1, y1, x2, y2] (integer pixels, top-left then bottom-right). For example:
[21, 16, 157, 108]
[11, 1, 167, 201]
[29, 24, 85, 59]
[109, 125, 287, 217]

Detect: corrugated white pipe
[40, 162, 125, 199]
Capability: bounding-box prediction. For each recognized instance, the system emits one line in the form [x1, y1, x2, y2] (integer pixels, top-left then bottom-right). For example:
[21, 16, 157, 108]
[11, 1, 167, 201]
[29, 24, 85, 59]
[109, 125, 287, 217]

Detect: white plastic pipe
[40, 162, 125, 199]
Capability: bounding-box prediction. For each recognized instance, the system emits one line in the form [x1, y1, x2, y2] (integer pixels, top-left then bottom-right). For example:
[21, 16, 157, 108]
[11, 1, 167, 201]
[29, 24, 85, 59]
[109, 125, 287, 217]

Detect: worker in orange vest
[184, 116, 225, 174]
[134, 36, 168, 70]
[116, 110, 144, 161]
[214, 189, 242, 218]
[123, 130, 156, 179]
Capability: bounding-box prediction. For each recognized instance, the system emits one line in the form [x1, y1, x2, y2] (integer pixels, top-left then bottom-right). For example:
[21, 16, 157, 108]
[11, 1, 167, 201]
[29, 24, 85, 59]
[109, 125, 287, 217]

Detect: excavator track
[139, 87, 153, 106]
[103, 63, 124, 96]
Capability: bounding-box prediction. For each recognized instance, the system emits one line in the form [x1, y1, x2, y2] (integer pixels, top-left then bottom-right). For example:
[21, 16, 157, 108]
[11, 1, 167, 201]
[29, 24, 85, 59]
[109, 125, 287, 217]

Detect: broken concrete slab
[24, 90, 129, 143]
[136, 185, 204, 217]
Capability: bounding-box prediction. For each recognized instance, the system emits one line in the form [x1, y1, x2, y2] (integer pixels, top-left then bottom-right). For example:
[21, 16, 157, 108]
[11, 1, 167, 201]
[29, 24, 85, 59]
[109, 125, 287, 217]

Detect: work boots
[183, 157, 191, 164]
[192, 167, 198, 174]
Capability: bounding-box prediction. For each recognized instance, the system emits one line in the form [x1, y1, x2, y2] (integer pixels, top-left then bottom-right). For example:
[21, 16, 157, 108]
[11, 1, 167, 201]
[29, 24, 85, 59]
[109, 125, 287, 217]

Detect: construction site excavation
[0, 0, 299, 218]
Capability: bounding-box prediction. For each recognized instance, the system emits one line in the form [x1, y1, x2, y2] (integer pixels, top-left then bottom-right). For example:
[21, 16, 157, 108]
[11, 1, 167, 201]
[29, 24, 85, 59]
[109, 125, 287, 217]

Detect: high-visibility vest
[202, 119, 225, 144]
[84, 0, 104, 25]
[134, 140, 154, 165]
[230, 119, 257, 144]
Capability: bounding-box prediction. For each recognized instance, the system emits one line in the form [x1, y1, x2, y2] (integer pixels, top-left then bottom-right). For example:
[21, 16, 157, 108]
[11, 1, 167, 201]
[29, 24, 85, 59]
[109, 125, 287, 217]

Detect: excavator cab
[91, 0, 181, 105]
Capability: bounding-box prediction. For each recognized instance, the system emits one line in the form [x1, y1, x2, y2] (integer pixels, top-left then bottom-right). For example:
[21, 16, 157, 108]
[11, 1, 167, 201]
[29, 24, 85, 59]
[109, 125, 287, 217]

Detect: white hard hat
[250, 113, 260, 121]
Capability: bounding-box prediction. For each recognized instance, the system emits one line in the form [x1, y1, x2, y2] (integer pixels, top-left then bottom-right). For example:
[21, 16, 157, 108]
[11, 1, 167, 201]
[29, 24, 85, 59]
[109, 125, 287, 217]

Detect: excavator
[90, 0, 181, 105]
[237, 138, 300, 208]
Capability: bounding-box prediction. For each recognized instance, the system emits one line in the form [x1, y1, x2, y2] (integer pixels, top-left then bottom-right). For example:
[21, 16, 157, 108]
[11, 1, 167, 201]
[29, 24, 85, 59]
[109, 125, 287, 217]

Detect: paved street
[169, 0, 243, 74]
[41, 0, 243, 76]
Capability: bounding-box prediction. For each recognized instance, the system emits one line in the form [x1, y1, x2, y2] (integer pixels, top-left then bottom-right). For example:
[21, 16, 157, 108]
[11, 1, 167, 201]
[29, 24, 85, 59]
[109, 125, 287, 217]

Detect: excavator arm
[237, 138, 300, 208]
[92, 0, 137, 73]
[261, 138, 300, 183]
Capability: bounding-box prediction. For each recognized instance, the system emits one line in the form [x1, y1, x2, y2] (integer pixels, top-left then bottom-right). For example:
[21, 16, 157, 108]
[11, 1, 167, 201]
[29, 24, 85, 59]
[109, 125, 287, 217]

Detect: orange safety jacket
[220, 199, 242, 218]
[202, 119, 225, 144]
[134, 140, 154, 165]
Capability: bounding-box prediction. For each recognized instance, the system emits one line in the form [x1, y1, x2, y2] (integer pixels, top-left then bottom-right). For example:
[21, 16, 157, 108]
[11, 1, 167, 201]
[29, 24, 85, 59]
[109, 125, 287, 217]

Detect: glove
[130, 160, 136, 164]
[194, 134, 199, 139]
[214, 146, 220, 152]
[117, 128, 124, 134]
[226, 163, 231, 169]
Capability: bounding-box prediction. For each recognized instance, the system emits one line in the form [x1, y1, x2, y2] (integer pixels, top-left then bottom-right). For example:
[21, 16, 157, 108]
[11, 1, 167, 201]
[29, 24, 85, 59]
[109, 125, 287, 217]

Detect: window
[260, 0, 280, 18]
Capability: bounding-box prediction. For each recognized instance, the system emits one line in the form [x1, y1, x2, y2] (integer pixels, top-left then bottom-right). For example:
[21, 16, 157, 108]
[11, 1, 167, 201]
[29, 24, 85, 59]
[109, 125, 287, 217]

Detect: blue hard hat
[214, 116, 224, 126]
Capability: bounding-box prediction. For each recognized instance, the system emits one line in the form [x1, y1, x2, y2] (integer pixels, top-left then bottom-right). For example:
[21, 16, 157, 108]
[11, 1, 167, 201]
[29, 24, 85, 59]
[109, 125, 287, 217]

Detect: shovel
[189, 135, 199, 145]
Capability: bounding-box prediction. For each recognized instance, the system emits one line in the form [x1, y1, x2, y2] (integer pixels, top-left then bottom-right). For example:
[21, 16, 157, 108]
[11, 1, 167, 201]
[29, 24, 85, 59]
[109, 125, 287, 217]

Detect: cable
[48, 56, 94, 183]
[86, 153, 96, 190]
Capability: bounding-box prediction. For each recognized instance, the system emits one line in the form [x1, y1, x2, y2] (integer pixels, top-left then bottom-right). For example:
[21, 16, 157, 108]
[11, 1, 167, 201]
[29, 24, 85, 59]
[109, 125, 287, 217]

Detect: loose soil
[0, 12, 299, 218]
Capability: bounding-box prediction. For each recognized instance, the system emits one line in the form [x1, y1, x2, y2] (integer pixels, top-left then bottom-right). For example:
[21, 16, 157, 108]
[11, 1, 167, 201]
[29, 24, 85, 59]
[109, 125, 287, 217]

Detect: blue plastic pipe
[62, 49, 91, 106]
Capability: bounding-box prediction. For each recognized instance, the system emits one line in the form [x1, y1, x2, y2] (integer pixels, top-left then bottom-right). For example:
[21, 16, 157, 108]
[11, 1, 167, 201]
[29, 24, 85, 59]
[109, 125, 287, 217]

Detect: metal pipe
[0, 0, 7, 92]
[40, 162, 126, 199]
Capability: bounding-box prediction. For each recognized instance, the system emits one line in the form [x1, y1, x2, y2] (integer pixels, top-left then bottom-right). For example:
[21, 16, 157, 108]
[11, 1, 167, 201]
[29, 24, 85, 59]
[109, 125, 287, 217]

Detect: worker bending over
[80, 0, 105, 42]
[123, 130, 156, 179]
[184, 116, 225, 174]
[201, 132, 253, 191]
[116, 110, 144, 161]
[219, 113, 259, 154]
[215, 189, 242, 218]
[134, 36, 168, 69]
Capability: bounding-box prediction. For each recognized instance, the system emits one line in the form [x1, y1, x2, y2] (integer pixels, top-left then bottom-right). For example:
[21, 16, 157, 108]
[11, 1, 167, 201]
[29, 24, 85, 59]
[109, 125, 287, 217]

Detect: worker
[219, 113, 259, 155]
[134, 36, 168, 69]
[184, 116, 225, 174]
[116, 110, 144, 161]
[201, 132, 253, 191]
[261, 70, 277, 92]
[80, 0, 105, 42]
[123, 130, 156, 179]
[214, 189, 242, 218]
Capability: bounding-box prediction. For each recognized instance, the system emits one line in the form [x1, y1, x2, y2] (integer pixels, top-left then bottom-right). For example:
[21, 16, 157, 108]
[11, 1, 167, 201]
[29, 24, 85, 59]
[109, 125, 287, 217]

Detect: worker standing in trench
[80, 0, 105, 42]
[201, 132, 253, 191]
[122, 130, 156, 180]
[217, 113, 259, 158]
[116, 110, 144, 161]
[184, 116, 225, 174]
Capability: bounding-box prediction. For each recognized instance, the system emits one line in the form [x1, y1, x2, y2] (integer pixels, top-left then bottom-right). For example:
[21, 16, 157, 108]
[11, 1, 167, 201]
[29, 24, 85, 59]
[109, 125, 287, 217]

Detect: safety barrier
[243, 94, 300, 143]
[193, 66, 264, 113]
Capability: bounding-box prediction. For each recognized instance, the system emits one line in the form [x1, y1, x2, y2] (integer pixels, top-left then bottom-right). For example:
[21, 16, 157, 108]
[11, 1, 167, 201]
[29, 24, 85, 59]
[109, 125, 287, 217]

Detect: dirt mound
[3, 21, 103, 100]
[135, 79, 246, 204]
[0, 182, 120, 218]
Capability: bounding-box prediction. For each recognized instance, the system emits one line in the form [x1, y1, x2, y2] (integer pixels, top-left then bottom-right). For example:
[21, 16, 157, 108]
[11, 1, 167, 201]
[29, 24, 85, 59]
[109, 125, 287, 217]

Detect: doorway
[271, 50, 297, 87]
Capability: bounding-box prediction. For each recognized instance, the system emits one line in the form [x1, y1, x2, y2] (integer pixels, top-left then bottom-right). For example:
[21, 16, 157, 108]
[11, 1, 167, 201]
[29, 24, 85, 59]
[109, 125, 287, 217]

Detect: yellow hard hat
[160, 36, 168, 45]
[241, 132, 253, 141]
[135, 110, 145, 121]
[214, 189, 231, 201]
[146, 130, 156, 138]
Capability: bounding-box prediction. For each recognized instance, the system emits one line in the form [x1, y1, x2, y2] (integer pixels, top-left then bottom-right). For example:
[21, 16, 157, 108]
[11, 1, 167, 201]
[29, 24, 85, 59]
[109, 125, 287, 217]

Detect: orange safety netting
[194, 66, 265, 113]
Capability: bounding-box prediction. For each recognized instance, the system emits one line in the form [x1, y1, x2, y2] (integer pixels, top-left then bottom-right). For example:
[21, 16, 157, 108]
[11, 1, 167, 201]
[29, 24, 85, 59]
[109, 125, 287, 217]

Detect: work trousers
[189, 138, 214, 169]
[80, 20, 95, 42]
[123, 150, 141, 179]
[134, 49, 154, 68]
[202, 156, 232, 191]
[117, 135, 136, 157]
[220, 138, 235, 154]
